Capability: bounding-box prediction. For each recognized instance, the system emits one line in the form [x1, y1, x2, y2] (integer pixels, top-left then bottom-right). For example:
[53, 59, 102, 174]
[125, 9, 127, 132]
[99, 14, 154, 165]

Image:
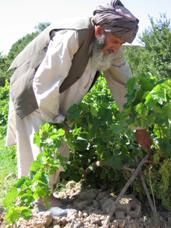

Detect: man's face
[92, 33, 123, 72]
[93, 27, 125, 71]
[102, 32, 124, 55]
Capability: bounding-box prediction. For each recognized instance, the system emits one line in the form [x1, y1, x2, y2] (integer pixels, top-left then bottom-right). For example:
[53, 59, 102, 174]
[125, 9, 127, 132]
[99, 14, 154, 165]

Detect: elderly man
[6, 0, 151, 191]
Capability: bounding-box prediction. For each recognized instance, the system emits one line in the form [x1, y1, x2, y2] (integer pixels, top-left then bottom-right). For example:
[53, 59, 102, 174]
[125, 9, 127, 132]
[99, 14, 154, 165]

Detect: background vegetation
[0, 17, 170, 224]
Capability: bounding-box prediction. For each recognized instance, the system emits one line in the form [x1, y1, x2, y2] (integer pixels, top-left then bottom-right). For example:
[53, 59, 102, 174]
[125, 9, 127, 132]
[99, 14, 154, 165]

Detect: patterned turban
[92, 0, 139, 43]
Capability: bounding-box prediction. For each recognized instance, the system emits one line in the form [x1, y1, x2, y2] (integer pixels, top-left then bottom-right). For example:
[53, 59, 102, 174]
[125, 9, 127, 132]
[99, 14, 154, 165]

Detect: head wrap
[92, 0, 139, 43]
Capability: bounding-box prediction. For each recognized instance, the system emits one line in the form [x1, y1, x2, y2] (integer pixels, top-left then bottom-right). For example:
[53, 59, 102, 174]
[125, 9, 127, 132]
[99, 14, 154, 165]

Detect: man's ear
[95, 25, 104, 37]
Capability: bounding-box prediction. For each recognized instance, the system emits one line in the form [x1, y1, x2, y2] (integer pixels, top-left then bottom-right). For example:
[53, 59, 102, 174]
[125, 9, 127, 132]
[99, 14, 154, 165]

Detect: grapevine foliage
[1, 16, 171, 225]
[3, 75, 171, 224]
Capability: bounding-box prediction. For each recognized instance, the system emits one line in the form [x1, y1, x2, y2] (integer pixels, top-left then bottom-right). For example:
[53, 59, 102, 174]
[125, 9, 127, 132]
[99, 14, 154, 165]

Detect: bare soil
[1, 181, 171, 227]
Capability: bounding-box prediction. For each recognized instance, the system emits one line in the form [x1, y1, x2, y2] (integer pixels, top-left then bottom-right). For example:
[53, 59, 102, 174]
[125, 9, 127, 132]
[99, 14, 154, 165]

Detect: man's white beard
[91, 34, 116, 72]
[92, 50, 115, 72]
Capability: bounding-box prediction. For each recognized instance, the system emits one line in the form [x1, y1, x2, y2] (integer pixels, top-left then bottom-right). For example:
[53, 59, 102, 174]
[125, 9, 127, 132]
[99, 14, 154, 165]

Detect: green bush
[124, 15, 171, 79]
[0, 80, 9, 137]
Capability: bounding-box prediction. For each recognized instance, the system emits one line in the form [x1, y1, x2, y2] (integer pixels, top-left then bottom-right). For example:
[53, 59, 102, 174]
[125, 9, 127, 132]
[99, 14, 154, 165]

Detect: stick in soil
[139, 171, 161, 227]
[124, 163, 156, 216]
[103, 154, 150, 227]
[139, 172, 157, 215]
[134, 156, 157, 216]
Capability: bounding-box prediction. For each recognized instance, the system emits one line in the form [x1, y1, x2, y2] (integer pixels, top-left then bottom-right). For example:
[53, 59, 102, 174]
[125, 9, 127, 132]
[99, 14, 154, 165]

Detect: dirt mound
[1, 181, 171, 227]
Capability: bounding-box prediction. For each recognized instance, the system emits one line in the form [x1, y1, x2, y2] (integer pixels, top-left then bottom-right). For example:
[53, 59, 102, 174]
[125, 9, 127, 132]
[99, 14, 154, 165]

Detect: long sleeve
[104, 48, 132, 110]
[33, 30, 79, 122]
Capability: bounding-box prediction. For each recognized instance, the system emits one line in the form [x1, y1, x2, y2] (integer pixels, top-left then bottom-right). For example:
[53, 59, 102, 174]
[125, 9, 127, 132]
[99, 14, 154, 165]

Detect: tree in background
[7, 22, 50, 67]
[0, 53, 10, 87]
[0, 22, 50, 135]
[124, 14, 171, 79]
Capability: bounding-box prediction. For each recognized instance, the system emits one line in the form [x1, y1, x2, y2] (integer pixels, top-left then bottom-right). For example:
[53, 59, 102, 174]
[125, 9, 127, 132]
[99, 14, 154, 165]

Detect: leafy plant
[124, 15, 171, 79]
[0, 80, 10, 137]
[3, 124, 66, 224]
[2, 15, 171, 225]
[123, 75, 171, 208]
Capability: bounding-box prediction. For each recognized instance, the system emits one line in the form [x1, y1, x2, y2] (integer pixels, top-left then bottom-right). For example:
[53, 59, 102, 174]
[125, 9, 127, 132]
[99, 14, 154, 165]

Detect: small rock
[77, 210, 83, 218]
[77, 189, 97, 201]
[73, 200, 89, 210]
[49, 207, 75, 217]
[69, 220, 83, 228]
[43, 211, 53, 226]
[66, 180, 77, 189]
[87, 206, 97, 213]
[38, 211, 51, 216]
[67, 208, 77, 217]
[59, 217, 68, 226]
[93, 218, 102, 226]
[56, 191, 67, 199]
[93, 199, 100, 209]
[96, 191, 109, 200]
[117, 195, 141, 218]
[101, 198, 115, 213]
[82, 212, 88, 218]
[75, 221, 84, 228]
[115, 210, 127, 219]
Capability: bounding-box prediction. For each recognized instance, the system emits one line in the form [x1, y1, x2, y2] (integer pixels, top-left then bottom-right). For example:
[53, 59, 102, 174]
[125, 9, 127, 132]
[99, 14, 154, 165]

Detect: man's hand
[135, 129, 152, 153]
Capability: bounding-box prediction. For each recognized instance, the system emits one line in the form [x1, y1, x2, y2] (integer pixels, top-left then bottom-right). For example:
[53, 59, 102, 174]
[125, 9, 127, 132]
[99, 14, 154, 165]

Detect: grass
[0, 138, 17, 206]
